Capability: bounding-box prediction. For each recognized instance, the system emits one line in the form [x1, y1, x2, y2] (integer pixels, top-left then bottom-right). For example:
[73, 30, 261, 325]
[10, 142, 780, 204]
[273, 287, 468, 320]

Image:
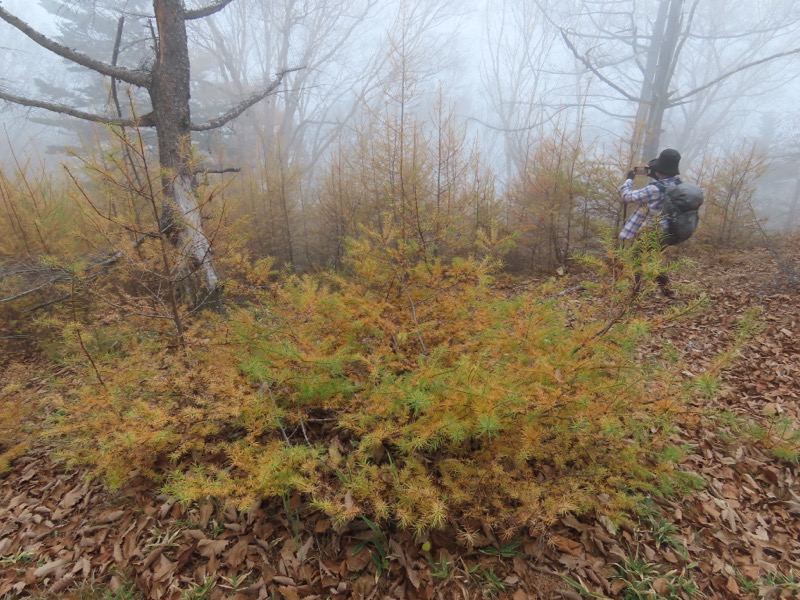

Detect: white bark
[172, 173, 219, 294]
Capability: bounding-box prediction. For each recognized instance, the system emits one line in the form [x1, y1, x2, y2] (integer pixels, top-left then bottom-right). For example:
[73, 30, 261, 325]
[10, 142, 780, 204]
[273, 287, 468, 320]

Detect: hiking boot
[632, 273, 643, 294]
[655, 274, 674, 298]
[659, 285, 676, 298]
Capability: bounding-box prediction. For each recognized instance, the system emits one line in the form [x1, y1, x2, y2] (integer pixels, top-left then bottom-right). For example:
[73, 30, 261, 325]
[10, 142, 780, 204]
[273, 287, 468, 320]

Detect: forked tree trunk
[636, 0, 684, 162]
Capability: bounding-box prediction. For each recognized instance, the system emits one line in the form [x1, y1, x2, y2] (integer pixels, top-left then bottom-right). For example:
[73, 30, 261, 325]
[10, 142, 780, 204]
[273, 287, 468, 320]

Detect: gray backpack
[658, 179, 704, 245]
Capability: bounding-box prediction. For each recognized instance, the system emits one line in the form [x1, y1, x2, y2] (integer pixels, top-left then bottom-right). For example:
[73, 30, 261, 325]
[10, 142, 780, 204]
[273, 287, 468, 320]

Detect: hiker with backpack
[618, 148, 704, 297]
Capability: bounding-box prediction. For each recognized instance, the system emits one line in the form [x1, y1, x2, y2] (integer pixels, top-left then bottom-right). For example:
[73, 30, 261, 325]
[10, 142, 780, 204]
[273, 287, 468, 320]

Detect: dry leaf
[96, 510, 125, 524]
[158, 497, 177, 519]
[152, 556, 176, 583]
[405, 564, 422, 590]
[296, 536, 314, 563]
[610, 579, 627, 595]
[49, 574, 75, 593]
[725, 575, 740, 595]
[33, 557, 70, 579]
[561, 515, 586, 532]
[197, 539, 228, 558]
[141, 547, 163, 570]
[597, 515, 617, 536]
[58, 486, 84, 509]
[663, 550, 679, 563]
[198, 502, 214, 529]
[277, 586, 301, 600]
[226, 538, 250, 569]
[314, 518, 331, 533]
[551, 535, 582, 555]
[652, 578, 669, 595]
[345, 544, 373, 572]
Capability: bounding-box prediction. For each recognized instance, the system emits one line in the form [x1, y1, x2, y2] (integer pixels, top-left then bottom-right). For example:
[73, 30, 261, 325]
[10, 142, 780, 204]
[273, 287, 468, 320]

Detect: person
[618, 148, 683, 297]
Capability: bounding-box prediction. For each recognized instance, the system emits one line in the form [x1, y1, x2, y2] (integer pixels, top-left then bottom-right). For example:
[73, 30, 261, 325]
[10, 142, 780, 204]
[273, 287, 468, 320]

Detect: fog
[2, 0, 800, 231]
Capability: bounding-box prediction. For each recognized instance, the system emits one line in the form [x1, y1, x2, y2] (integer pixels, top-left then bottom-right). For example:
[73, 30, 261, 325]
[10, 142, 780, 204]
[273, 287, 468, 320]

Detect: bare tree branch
[0, 259, 73, 304]
[0, 89, 154, 127]
[109, 16, 126, 115]
[670, 46, 800, 105]
[0, 6, 150, 88]
[0, 275, 69, 304]
[0, 228, 157, 308]
[194, 167, 241, 174]
[184, 0, 236, 20]
[108, 16, 147, 189]
[24, 294, 72, 313]
[190, 67, 302, 131]
[667, 0, 700, 87]
[465, 104, 585, 132]
[560, 30, 640, 103]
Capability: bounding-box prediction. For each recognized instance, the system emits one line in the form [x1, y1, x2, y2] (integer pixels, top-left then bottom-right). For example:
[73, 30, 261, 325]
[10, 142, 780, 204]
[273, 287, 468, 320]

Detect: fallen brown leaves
[2, 239, 800, 599]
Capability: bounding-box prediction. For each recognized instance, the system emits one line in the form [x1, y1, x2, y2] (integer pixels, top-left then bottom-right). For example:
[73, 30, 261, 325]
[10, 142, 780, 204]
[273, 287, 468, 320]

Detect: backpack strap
[654, 177, 682, 192]
[652, 178, 681, 228]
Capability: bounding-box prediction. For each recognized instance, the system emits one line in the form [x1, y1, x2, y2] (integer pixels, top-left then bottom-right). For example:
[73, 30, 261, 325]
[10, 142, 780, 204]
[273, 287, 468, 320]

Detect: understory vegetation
[2, 230, 752, 543]
[0, 123, 775, 544]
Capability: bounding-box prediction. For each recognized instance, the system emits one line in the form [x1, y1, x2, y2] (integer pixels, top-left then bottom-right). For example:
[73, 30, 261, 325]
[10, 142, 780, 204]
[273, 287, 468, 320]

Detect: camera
[633, 165, 649, 176]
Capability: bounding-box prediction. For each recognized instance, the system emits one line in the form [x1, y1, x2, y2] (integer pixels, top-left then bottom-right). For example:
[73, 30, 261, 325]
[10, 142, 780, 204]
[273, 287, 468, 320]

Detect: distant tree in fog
[29, 0, 152, 148]
[754, 112, 800, 230]
[187, 0, 379, 172]
[479, 0, 565, 184]
[552, 0, 800, 164]
[667, 0, 800, 158]
[184, 0, 470, 269]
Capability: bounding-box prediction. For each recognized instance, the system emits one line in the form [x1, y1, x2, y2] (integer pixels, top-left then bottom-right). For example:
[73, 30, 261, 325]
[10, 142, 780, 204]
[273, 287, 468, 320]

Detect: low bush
[47, 231, 699, 535]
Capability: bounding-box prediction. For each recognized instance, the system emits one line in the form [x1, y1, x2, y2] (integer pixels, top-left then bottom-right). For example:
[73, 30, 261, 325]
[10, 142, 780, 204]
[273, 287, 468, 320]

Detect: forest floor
[1, 236, 800, 600]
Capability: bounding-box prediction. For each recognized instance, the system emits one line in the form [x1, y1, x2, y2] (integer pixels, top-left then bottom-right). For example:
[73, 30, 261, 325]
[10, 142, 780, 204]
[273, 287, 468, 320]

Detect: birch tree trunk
[152, 0, 220, 308]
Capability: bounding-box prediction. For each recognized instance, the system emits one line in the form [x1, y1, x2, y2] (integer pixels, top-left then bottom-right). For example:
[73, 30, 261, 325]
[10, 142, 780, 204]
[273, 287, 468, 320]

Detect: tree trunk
[636, 0, 684, 162]
[633, 0, 670, 162]
[786, 175, 800, 232]
[152, 0, 220, 308]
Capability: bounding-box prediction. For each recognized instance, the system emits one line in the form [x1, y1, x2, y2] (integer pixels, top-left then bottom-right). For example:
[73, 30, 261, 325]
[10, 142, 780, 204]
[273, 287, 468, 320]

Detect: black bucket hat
[651, 148, 680, 177]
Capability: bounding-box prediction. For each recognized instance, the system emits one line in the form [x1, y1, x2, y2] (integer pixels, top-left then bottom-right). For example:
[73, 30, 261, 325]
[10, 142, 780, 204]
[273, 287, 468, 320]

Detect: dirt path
[2, 241, 799, 599]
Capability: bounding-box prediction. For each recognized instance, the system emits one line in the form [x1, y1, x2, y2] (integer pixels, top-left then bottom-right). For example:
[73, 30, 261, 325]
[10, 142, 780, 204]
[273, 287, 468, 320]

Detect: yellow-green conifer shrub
[0, 369, 37, 476]
[0, 163, 98, 464]
[51, 227, 699, 535]
[691, 145, 767, 249]
[0, 162, 94, 348]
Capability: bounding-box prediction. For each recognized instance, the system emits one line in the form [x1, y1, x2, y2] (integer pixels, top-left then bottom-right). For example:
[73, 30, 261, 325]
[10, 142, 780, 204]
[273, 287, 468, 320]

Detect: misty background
[2, 0, 800, 273]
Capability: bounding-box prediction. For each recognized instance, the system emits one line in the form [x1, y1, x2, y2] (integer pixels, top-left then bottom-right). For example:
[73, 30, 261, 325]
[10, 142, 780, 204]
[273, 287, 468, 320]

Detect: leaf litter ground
[1, 237, 799, 599]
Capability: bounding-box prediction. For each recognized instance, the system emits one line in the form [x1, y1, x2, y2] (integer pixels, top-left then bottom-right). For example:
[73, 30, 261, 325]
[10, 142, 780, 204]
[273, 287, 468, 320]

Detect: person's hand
[626, 170, 635, 181]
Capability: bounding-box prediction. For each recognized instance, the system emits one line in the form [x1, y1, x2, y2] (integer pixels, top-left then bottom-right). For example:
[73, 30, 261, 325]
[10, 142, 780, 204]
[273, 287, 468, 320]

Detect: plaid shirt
[617, 176, 680, 240]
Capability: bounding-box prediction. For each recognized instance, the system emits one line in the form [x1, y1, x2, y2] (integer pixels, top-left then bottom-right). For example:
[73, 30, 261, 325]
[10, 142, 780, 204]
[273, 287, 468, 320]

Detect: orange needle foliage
[40, 225, 727, 538]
